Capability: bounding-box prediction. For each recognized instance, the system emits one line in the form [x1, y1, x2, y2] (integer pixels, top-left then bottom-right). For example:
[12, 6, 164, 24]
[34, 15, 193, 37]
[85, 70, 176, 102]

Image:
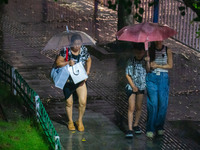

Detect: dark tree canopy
[108, 0, 200, 37]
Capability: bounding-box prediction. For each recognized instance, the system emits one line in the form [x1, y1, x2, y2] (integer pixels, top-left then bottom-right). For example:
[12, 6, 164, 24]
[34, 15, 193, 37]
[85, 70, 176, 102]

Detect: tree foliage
[176, 0, 200, 37]
[108, 0, 144, 23]
[108, 0, 200, 37]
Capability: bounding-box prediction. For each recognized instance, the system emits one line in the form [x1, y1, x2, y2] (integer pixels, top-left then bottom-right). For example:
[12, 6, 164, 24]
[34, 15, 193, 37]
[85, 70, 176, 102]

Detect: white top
[152, 46, 168, 73]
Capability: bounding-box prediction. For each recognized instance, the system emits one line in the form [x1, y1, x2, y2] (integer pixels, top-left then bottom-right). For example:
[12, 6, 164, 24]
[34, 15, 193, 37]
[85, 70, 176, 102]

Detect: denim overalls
[146, 46, 169, 132]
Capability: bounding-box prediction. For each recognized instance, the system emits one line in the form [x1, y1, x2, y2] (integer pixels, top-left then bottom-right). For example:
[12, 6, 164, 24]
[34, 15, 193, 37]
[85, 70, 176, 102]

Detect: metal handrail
[0, 58, 61, 150]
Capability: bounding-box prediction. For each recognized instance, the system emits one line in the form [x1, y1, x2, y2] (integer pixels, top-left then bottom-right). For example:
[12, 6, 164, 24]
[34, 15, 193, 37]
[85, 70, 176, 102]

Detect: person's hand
[151, 62, 158, 69]
[132, 86, 138, 92]
[145, 56, 150, 62]
[69, 60, 75, 66]
[84, 72, 90, 82]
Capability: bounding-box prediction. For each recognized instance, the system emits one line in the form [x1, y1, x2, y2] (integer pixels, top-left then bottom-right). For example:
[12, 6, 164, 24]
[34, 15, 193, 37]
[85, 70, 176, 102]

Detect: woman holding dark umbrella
[146, 41, 173, 138]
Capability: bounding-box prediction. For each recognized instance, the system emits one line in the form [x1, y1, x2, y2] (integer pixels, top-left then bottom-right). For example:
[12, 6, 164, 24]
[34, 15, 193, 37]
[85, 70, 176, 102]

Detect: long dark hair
[132, 42, 145, 51]
[149, 42, 156, 62]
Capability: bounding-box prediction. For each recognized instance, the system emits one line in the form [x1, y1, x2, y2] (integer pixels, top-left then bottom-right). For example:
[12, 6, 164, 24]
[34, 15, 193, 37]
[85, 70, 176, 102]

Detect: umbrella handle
[147, 50, 149, 57]
[145, 42, 148, 51]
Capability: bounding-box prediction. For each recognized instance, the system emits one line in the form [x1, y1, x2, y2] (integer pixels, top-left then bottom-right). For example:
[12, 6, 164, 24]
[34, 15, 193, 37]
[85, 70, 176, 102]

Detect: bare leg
[133, 94, 144, 127]
[128, 94, 136, 130]
[66, 94, 75, 130]
[66, 94, 73, 122]
[76, 82, 87, 123]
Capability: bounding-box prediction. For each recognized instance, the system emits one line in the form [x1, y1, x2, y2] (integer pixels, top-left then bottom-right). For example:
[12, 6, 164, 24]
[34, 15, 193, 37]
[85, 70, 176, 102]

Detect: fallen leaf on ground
[82, 138, 86, 141]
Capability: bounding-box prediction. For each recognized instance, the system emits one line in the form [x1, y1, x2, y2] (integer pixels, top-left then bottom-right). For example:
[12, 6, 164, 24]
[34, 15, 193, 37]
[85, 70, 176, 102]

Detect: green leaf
[134, 13, 139, 19]
[196, 31, 200, 38]
[116, 0, 119, 4]
[138, 15, 143, 23]
[178, 6, 185, 11]
[181, 11, 185, 16]
[127, 0, 132, 6]
[134, 1, 139, 8]
[149, 2, 156, 7]
[193, 17, 200, 22]
[193, 3, 197, 9]
[108, 5, 112, 9]
[108, 1, 113, 9]
[108, 0, 112, 5]
[126, 8, 132, 15]
[139, 8, 144, 14]
[112, 4, 117, 10]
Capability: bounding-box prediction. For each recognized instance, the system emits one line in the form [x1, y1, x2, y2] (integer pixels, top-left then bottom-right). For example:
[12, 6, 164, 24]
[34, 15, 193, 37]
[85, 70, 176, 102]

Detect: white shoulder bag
[68, 62, 88, 84]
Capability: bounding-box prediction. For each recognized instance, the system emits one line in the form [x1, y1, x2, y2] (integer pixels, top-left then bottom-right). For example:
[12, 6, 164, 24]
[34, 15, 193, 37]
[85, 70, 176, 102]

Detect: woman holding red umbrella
[146, 40, 173, 138]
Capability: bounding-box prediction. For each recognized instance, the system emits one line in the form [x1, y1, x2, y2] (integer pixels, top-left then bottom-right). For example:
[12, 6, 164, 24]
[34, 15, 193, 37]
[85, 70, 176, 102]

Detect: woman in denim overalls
[146, 41, 173, 138]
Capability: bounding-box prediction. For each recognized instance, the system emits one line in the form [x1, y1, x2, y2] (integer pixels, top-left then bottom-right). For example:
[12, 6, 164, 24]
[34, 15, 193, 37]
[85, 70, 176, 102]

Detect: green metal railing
[0, 58, 61, 150]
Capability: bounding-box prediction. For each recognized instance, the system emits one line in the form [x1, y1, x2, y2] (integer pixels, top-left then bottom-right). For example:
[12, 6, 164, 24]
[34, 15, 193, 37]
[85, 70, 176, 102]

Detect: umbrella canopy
[42, 30, 96, 52]
[116, 22, 177, 50]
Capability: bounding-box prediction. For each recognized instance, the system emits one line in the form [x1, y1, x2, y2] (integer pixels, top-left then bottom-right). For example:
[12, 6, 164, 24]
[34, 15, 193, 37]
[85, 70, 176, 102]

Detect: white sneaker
[146, 132, 154, 138]
[157, 130, 164, 136]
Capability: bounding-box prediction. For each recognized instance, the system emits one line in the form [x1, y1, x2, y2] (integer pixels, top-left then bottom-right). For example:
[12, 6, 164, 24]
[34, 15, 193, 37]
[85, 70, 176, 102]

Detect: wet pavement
[0, 0, 200, 149]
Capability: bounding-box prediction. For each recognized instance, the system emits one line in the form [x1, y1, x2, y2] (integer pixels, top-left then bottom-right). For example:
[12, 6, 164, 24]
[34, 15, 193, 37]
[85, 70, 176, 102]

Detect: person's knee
[79, 102, 86, 108]
[136, 106, 142, 112]
[66, 100, 73, 107]
[136, 102, 142, 111]
[128, 106, 134, 113]
[79, 98, 86, 107]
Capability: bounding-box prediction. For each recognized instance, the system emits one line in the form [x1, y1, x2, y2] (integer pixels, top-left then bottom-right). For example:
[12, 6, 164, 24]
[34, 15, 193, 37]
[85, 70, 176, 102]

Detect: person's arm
[126, 74, 138, 92]
[56, 56, 74, 67]
[86, 57, 92, 75]
[151, 49, 173, 69]
[145, 56, 151, 72]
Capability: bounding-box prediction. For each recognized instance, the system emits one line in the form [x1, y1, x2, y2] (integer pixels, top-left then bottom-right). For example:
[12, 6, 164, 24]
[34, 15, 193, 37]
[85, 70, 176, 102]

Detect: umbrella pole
[146, 50, 149, 57]
[144, 42, 149, 57]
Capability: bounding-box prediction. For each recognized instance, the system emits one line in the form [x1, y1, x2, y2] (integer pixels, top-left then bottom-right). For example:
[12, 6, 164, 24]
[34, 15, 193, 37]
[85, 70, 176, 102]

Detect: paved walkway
[0, 0, 200, 149]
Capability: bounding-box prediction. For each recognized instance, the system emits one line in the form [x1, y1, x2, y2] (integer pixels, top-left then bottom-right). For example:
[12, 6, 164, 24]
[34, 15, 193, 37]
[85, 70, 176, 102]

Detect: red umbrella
[116, 22, 177, 51]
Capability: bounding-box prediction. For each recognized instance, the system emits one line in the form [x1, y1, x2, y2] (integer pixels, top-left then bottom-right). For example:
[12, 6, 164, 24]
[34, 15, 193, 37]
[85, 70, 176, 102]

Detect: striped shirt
[152, 46, 168, 73]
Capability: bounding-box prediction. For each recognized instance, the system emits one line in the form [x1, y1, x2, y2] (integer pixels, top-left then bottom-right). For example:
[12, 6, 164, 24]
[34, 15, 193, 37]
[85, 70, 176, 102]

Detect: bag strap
[64, 47, 69, 61]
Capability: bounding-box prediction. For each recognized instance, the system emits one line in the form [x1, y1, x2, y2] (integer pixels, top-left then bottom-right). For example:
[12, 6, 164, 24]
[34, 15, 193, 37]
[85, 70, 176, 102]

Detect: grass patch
[0, 119, 50, 150]
[0, 83, 51, 149]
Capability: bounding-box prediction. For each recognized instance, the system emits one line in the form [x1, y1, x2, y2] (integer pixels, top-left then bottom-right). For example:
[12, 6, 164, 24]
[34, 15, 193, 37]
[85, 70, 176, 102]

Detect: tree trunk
[117, 0, 134, 31]
[94, 0, 99, 42]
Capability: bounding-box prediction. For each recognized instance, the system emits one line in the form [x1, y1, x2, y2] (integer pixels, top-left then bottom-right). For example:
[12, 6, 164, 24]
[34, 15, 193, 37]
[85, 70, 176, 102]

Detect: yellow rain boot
[76, 121, 84, 132]
[68, 121, 75, 131]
